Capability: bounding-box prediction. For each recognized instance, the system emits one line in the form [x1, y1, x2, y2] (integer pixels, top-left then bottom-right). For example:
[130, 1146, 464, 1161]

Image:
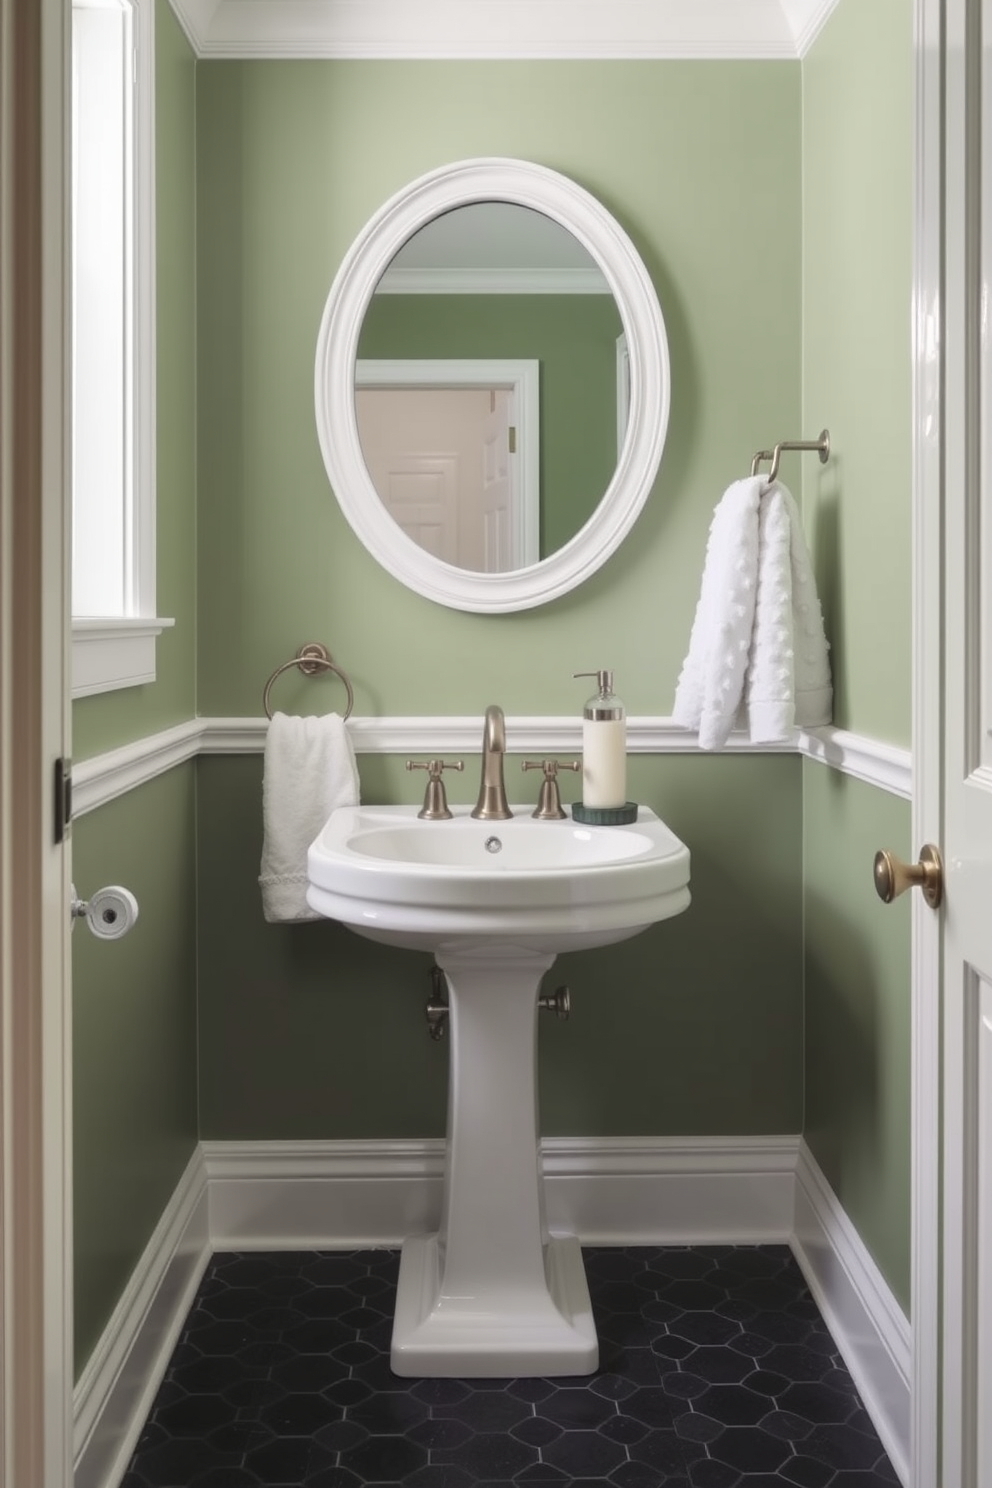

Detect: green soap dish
[571, 801, 639, 826]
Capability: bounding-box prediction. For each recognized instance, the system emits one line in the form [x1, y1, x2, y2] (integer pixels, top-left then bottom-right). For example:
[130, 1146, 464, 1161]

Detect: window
[71, 0, 172, 697]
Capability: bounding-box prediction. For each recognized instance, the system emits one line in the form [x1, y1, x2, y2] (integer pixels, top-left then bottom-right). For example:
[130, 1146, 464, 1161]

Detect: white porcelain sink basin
[307, 803, 690, 953]
[306, 800, 690, 1380]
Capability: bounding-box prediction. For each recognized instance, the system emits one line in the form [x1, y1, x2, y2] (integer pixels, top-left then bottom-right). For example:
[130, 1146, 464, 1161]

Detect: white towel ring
[263, 643, 355, 720]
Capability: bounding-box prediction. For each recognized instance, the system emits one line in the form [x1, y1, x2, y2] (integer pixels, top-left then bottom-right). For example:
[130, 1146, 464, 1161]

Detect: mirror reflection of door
[355, 383, 519, 571]
[355, 202, 621, 575]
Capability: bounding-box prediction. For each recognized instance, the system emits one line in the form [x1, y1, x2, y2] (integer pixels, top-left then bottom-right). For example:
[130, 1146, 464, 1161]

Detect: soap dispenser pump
[574, 669, 628, 812]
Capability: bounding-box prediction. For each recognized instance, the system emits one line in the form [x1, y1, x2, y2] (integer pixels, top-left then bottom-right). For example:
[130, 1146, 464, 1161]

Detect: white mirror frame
[314, 158, 670, 613]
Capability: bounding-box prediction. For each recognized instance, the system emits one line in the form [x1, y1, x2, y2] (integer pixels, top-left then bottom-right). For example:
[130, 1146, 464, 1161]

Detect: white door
[0, 0, 75, 1483]
[939, 3, 992, 1481]
[910, 3, 992, 1484]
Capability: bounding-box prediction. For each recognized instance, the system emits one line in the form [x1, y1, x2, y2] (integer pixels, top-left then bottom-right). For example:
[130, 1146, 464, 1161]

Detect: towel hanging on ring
[672, 476, 832, 750]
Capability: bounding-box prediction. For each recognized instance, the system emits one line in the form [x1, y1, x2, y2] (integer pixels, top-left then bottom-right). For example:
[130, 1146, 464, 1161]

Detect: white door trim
[910, 1, 943, 1483]
[0, 0, 73, 1483]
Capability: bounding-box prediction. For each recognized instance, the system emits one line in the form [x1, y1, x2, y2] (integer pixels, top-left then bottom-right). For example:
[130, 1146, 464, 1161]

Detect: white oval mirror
[314, 158, 670, 613]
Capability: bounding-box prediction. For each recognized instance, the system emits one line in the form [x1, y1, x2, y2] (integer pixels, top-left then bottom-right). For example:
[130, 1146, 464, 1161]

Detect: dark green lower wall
[72, 747, 916, 1380]
[196, 751, 804, 1139]
[802, 762, 912, 1312]
[72, 765, 199, 1377]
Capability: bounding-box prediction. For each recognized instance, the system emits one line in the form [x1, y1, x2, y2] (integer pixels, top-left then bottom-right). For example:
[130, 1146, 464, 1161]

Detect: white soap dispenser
[574, 670, 627, 811]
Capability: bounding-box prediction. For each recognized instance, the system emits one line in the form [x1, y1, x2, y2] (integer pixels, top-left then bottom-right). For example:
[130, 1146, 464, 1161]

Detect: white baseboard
[792, 1141, 912, 1488]
[73, 1149, 210, 1488]
[203, 1134, 800, 1249]
[75, 1134, 910, 1488]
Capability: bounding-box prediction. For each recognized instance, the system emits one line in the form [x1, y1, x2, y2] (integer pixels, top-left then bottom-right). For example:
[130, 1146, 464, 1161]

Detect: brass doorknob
[873, 845, 943, 909]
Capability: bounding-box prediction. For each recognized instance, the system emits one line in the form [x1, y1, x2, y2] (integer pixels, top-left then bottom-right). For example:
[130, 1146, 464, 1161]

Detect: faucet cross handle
[522, 758, 580, 820]
[406, 758, 464, 820]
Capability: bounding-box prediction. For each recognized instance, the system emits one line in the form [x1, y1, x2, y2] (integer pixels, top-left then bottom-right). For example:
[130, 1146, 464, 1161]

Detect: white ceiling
[167, 0, 841, 61]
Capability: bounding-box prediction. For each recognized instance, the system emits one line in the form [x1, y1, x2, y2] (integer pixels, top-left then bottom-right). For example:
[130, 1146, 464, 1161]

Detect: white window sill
[72, 616, 175, 699]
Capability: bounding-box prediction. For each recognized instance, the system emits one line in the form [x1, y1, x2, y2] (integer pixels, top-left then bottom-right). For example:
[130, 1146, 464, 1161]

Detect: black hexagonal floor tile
[121, 1247, 898, 1487]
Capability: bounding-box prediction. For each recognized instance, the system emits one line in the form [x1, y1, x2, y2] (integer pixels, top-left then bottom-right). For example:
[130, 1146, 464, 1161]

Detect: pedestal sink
[307, 804, 690, 1377]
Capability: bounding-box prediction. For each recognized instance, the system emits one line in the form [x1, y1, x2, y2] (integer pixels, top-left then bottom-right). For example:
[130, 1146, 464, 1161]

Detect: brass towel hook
[750, 429, 831, 484]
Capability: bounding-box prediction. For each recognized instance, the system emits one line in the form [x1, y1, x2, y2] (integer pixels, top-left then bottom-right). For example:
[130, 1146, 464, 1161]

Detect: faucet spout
[471, 704, 512, 820]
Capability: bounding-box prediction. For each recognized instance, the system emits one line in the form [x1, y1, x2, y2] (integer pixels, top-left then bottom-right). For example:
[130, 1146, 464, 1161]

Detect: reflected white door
[354, 361, 540, 571]
[356, 385, 492, 567]
[481, 388, 513, 572]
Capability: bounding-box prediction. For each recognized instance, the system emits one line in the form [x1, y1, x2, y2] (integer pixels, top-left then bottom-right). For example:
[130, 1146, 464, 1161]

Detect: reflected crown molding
[166, 0, 840, 61]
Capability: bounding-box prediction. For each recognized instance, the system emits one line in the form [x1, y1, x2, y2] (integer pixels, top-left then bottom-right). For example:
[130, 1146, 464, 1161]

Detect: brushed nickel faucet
[471, 704, 512, 820]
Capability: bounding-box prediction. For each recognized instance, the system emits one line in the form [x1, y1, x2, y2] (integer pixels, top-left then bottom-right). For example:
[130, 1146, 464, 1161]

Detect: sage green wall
[193, 59, 808, 1143]
[197, 753, 803, 1138]
[73, 0, 198, 762]
[801, 0, 913, 1308]
[357, 293, 622, 554]
[802, 0, 912, 747]
[72, 766, 199, 1375]
[71, 1, 199, 1379]
[195, 60, 802, 719]
[803, 767, 911, 1311]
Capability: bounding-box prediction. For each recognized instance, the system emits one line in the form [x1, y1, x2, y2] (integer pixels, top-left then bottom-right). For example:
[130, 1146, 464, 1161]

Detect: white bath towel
[259, 711, 360, 923]
[673, 477, 831, 750]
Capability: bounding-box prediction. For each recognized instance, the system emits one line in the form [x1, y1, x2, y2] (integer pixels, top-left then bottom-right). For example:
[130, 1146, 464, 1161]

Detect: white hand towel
[672, 476, 764, 750]
[259, 711, 360, 923]
[745, 482, 832, 742]
[673, 477, 831, 749]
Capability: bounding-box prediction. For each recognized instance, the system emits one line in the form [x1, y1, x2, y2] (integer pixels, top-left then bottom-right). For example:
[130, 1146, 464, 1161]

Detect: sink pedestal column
[390, 943, 599, 1378]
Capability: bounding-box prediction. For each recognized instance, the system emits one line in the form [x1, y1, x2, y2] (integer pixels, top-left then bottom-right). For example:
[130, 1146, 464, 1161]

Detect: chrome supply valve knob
[406, 758, 464, 820]
[539, 986, 571, 1020]
[521, 758, 580, 820]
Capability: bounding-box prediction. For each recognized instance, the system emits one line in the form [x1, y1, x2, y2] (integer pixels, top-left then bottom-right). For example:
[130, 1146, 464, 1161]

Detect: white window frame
[71, 0, 172, 698]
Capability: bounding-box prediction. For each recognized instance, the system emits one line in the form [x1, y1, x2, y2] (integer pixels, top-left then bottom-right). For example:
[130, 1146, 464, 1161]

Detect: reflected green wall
[357, 294, 623, 555]
[72, 766, 199, 1375]
[801, 0, 913, 1309]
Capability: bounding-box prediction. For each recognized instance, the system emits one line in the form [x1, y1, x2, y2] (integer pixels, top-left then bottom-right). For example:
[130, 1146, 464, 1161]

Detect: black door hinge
[55, 756, 72, 843]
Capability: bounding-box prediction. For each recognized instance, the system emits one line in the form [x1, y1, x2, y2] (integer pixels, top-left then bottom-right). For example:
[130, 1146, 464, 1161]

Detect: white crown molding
[166, 0, 840, 61]
[778, 0, 839, 56]
[376, 266, 610, 295]
[72, 716, 912, 818]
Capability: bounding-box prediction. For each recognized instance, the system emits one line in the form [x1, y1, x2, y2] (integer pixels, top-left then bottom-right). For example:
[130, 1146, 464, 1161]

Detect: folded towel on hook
[672, 476, 832, 750]
[259, 711, 360, 922]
